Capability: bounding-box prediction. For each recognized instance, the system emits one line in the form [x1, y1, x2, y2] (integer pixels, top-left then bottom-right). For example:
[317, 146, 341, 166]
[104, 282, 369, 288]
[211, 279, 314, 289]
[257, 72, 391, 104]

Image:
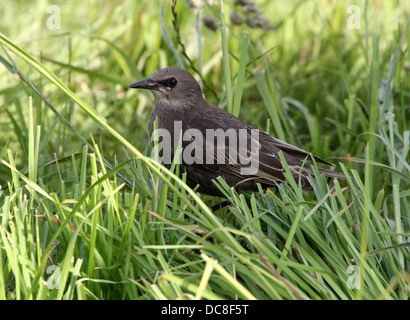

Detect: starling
[129, 67, 345, 197]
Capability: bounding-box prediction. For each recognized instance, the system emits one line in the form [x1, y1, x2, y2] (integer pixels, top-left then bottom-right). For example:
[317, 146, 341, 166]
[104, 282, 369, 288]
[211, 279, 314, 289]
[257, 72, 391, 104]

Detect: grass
[0, 0, 409, 300]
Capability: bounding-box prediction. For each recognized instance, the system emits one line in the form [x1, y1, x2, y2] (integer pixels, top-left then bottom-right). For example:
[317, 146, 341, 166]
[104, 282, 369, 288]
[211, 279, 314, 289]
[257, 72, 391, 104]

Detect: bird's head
[129, 67, 204, 108]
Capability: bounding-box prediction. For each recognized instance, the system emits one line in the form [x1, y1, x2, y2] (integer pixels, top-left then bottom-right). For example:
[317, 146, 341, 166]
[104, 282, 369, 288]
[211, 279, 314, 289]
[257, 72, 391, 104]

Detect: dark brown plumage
[129, 67, 345, 197]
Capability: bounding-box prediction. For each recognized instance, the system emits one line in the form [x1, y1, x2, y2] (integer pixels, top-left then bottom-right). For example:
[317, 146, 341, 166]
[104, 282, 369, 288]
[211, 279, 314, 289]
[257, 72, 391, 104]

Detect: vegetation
[0, 0, 408, 300]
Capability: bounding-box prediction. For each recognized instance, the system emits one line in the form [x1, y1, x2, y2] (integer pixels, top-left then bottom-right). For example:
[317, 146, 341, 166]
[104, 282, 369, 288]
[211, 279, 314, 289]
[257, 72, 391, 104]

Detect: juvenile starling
[129, 67, 345, 197]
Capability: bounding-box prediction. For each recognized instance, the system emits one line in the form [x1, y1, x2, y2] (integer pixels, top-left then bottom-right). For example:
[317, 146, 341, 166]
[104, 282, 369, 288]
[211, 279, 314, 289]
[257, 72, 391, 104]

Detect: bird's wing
[182, 115, 316, 188]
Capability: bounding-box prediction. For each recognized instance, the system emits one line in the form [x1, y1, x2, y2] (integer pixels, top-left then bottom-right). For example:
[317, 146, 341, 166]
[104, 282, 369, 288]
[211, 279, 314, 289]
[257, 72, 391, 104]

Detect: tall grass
[0, 0, 409, 300]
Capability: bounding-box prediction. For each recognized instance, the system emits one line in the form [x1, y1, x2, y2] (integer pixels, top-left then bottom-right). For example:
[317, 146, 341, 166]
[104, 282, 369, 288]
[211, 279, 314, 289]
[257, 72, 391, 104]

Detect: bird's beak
[129, 78, 160, 90]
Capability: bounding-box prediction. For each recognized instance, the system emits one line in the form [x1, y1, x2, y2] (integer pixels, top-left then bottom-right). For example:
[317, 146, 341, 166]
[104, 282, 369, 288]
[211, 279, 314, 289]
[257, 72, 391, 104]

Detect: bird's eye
[167, 77, 178, 88]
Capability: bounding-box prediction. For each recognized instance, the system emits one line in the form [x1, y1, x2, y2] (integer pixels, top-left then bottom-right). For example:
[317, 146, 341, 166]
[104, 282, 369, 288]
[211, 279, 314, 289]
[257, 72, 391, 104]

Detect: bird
[129, 67, 345, 198]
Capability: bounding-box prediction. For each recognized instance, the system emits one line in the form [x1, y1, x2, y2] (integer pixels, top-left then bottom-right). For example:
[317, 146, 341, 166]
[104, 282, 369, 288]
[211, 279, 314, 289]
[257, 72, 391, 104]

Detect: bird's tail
[317, 167, 346, 179]
[288, 165, 346, 190]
